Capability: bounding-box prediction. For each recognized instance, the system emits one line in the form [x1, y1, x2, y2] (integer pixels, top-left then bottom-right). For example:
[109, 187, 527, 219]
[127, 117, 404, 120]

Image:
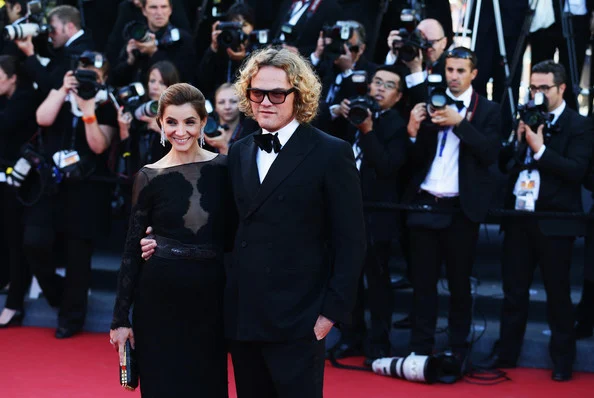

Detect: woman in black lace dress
[110, 83, 231, 397]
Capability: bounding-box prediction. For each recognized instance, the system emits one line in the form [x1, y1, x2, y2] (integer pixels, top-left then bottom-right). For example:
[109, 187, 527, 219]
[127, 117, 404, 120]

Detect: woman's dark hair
[0, 55, 20, 79]
[156, 83, 208, 128]
[147, 61, 180, 88]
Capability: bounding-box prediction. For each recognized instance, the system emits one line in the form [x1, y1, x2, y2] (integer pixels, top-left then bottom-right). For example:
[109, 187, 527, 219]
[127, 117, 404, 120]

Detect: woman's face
[0, 67, 17, 97]
[148, 68, 167, 101]
[161, 103, 205, 152]
[215, 87, 240, 124]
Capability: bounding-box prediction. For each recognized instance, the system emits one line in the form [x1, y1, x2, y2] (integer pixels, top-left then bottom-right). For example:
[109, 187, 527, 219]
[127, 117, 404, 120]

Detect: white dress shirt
[65, 29, 85, 48]
[256, 118, 300, 183]
[420, 85, 474, 197]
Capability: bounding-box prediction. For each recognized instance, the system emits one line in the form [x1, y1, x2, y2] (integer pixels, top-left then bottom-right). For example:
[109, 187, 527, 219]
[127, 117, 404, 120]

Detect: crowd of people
[1, 0, 594, 395]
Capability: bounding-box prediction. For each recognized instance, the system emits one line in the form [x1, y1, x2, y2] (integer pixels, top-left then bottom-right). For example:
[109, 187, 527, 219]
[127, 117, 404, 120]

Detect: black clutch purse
[119, 339, 139, 391]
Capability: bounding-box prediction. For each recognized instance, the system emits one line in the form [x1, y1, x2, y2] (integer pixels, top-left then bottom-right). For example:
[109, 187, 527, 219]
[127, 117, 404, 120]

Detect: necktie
[451, 99, 465, 111]
[253, 133, 282, 153]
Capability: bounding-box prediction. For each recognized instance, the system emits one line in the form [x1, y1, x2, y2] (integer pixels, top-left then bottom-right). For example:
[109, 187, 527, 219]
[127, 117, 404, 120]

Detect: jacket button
[278, 194, 285, 201]
[241, 241, 247, 248]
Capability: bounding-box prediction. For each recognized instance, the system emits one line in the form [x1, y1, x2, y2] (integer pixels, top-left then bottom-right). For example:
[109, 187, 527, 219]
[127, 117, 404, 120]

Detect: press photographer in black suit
[111, 0, 197, 86]
[328, 65, 408, 363]
[404, 47, 501, 361]
[493, 60, 593, 381]
[15, 5, 94, 97]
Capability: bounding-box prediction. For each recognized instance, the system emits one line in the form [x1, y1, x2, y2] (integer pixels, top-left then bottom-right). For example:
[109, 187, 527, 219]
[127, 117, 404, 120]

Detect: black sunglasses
[246, 87, 297, 104]
[446, 48, 474, 60]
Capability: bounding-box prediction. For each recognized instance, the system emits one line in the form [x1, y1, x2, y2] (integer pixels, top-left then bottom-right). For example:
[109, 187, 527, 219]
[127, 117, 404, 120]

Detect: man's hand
[387, 30, 402, 54]
[356, 109, 373, 134]
[126, 39, 138, 65]
[524, 123, 545, 153]
[408, 102, 427, 138]
[403, 48, 423, 73]
[338, 98, 351, 119]
[430, 106, 463, 127]
[140, 226, 157, 260]
[334, 43, 354, 72]
[117, 106, 132, 141]
[227, 44, 247, 62]
[15, 36, 34, 57]
[210, 21, 221, 52]
[516, 120, 527, 143]
[313, 315, 334, 340]
[313, 30, 325, 59]
[204, 130, 230, 155]
[135, 34, 158, 57]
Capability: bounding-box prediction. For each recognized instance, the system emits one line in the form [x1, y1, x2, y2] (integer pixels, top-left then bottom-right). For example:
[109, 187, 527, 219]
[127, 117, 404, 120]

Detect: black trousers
[230, 338, 325, 398]
[23, 224, 93, 330]
[342, 240, 394, 349]
[408, 204, 480, 354]
[577, 219, 594, 325]
[499, 219, 576, 367]
[2, 189, 30, 311]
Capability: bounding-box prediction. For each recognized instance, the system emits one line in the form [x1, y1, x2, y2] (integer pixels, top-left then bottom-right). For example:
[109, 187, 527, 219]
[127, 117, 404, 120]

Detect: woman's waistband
[152, 234, 218, 260]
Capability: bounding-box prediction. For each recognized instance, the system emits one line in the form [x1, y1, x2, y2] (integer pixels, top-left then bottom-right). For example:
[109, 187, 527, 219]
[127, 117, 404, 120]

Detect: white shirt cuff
[310, 53, 320, 66]
[405, 71, 427, 88]
[533, 145, 546, 160]
[409, 137, 417, 143]
[329, 105, 341, 120]
[385, 52, 396, 65]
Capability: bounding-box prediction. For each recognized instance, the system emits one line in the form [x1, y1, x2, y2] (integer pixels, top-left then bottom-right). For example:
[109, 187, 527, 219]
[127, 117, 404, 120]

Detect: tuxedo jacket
[500, 107, 593, 236]
[225, 123, 366, 341]
[402, 92, 502, 223]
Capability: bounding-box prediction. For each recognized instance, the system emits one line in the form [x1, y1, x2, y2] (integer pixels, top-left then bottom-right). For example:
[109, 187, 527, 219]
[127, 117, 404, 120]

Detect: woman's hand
[61, 70, 78, 95]
[210, 21, 221, 53]
[118, 106, 133, 141]
[109, 327, 135, 365]
[140, 226, 157, 260]
[204, 129, 231, 154]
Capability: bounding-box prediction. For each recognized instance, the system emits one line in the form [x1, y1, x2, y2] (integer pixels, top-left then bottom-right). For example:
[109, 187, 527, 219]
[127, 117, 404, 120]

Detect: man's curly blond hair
[235, 48, 321, 124]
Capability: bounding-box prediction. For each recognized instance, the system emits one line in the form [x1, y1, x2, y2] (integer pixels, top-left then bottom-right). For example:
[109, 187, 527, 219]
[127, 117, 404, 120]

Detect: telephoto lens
[134, 100, 159, 120]
[372, 353, 439, 384]
[3, 23, 51, 41]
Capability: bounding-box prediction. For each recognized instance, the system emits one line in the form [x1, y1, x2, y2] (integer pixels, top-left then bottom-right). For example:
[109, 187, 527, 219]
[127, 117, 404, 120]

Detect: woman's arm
[36, 71, 76, 127]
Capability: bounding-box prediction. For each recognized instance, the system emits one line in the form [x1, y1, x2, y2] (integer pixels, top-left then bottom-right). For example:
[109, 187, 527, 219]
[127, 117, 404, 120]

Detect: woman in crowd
[0, 55, 38, 327]
[26, 51, 118, 338]
[110, 83, 231, 397]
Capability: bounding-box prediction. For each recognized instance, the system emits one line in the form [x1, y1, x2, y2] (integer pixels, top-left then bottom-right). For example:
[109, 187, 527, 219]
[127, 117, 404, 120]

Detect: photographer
[16, 5, 94, 97]
[490, 61, 593, 381]
[24, 51, 118, 339]
[403, 47, 500, 365]
[195, 3, 255, 102]
[385, 18, 448, 104]
[111, 0, 196, 87]
[0, 55, 38, 327]
[1, 0, 27, 56]
[328, 64, 408, 364]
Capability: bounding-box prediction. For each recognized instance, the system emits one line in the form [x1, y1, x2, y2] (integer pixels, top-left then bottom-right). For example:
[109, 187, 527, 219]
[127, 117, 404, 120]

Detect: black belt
[152, 234, 218, 260]
[418, 190, 460, 204]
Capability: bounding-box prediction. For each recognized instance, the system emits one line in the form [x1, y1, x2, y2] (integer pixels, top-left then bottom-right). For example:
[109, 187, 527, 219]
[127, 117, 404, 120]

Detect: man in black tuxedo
[328, 65, 408, 363]
[15, 5, 94, 97]
[404, 47, 501, 362]
[227, 48, 366, 397]
[492, 60, 593, 381]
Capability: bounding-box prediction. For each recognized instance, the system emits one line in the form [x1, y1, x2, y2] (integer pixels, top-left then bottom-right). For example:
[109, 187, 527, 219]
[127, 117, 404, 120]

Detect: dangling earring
[160, 127, 166, 147]
[199, 126, 205, 148]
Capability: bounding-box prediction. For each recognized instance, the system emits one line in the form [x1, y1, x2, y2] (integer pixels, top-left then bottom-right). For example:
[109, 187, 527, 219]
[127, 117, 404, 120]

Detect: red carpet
[1, 327, 593, 397]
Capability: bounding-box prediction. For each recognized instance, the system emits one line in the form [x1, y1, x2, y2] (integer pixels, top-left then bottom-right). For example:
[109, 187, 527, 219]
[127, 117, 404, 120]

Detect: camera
[372, 351, 462, 385]
[123, 21, 151, 43]
[1, 144, 45, 188]
[203, 116, 229, 138]
[392, 28, 431, 63]
[74, 69, 102, 100]
[346, 71, 380, 125]
[517, 92, 551, 130]
[322, 21, 358, 61]
[134, 100, 159, 120]
[115, 82, 146, 111]
[426, 74, 448, 111]
[2, 0, 51, 41]
[248, 29, 271, 50]
[217, 21, 246, 51]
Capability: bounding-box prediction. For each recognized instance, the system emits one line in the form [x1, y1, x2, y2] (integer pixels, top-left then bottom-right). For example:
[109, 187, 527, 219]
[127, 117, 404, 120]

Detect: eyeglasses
[372, 78, 398, 91]
[528, 84, 558, 93]
[246, 87, 297, 104]
[426, 37, 444, 47]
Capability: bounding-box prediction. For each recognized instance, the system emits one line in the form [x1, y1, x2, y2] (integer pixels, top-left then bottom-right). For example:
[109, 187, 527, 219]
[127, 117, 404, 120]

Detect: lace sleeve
[111, 170, 151, 329]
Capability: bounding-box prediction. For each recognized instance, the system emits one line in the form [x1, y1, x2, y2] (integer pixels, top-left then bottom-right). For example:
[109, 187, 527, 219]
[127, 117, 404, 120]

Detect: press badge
[513, 170, 540, 212]
[53, 150, 80, 169]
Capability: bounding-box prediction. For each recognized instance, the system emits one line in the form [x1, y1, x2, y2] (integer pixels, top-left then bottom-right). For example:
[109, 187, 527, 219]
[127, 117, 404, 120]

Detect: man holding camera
[328, 64, 408, 363]
[111, 0, 196, 86]
[15, 5, 93, 96]
[404, 47, 500, 365]
[491, 61, 593, 381]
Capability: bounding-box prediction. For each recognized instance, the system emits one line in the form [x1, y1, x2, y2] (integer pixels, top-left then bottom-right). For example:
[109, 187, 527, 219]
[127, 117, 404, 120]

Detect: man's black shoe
[575, 321, 593, 340]
[393, 315, 411, 329]
[476, 354, 517, 370]
[55, 327, 81, 339]
[552, 366, 572, 382]
[391, 276, 412, 290]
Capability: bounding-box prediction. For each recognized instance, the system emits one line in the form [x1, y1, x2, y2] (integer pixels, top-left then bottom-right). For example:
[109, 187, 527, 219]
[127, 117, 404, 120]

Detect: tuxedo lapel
[239, 135, 261, 200]
[245, 125, 317, 218]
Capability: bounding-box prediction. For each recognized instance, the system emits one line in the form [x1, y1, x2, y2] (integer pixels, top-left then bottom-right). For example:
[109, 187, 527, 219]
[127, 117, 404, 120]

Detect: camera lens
[348, 105, 369, 125]
[203, 117, 221, 138]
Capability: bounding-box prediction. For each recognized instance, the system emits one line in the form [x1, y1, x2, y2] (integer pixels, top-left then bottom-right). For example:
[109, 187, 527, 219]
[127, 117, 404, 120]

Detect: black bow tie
[451, 99, 465, 111]
[253, 133, 282, 153]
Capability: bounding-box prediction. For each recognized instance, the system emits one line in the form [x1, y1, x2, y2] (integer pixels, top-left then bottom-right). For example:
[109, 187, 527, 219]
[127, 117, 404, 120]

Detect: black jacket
[23, 32, 95, 97]
[500, 106, 594, 236]
[225, 124, 366, 341]
[403, 92, 502, 223]
[0, 85, 39, 165]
